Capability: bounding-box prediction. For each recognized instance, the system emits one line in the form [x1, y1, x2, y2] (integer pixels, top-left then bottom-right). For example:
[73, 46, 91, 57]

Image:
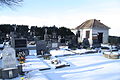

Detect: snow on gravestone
[2, 46, 17, 68]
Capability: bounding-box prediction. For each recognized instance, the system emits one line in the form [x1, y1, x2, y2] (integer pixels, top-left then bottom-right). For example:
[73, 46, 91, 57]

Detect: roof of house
[75, 19, 110, 29]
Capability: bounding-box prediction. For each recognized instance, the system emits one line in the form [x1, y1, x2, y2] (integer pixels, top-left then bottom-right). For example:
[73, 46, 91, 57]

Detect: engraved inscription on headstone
[2, 46, 17, 68]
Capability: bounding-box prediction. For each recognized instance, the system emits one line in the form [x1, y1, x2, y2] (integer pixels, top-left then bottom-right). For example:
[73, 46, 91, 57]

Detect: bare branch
[0, 0, 23, 7]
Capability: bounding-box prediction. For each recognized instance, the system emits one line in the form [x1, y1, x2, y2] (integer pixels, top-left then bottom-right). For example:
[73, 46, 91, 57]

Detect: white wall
[78, 29, 92, 45]
[78, 28, 109, 45]
[92, 28, 109, 44]
[76, 27, 109, 46]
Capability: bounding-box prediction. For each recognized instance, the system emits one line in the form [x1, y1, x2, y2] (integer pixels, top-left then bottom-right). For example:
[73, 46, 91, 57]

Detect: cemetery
[0, 0, 120, 79]
[0, 21, 120, 80]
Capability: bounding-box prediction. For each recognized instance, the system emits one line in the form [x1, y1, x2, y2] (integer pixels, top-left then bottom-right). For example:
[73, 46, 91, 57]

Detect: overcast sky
[0, 0, 120, 36]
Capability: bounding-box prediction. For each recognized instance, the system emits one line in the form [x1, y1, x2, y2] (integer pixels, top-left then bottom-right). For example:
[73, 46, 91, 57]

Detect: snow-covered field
[0, 47, 120, 80]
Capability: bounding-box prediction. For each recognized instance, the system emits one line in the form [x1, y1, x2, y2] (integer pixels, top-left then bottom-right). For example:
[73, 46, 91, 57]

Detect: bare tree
[0, 0, 23, 7]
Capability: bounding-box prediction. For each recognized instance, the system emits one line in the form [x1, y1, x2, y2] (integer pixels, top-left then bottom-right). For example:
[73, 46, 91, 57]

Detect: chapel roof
[75, 19, 110, 29]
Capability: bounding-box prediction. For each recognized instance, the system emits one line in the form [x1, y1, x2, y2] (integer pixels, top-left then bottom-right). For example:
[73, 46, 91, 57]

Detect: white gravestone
[2, 46, 17, 68]
[52, 43, 58, 48]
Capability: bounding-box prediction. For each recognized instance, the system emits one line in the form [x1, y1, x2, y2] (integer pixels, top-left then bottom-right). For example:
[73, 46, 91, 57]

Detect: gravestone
[58, 36, 61, 43]
[92, 34, 101, 48]
[44, 28, 48, 41]
[2, 46, 17, 68]
[11, 38, 29, 57]
[47, 41, 52, 49]
[92, 39, 101, 48]
[0, 45, 19, 79]
[82, 38, 90, 49]
[52, 43, 59, 49]
[60, 38, 65, 43]
[68, 37, 78, 49]
[0, 68, 2, 78]
[36, 40, 49, 55]
[59, 38, 66, 46]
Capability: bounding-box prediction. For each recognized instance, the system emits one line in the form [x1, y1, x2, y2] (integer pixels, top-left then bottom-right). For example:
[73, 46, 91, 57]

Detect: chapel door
[98, 33, 103, 43]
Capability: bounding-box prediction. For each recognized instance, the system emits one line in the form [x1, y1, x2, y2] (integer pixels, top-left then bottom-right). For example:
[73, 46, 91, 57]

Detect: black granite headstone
[2, 68, 18, 79]
[17, 64, 23, 75]
[68, 37, 78, 49]
[0, 68, 2, 78]
[11, 38, 29, 57]
[82, 38, 90, 49]
[92, 39, 101, 48]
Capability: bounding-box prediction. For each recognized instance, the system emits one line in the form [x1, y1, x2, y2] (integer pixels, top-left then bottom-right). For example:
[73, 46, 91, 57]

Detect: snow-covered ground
[50, 49, 75, 57]
[22, 49, 120, 80]
[40, 51, 120, 80]
[22, 56, 50, 72]
[1, 47, 120, 80]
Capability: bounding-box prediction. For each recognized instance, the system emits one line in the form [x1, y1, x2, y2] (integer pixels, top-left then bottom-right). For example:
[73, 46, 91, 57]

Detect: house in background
[74, 19, 110, 46]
